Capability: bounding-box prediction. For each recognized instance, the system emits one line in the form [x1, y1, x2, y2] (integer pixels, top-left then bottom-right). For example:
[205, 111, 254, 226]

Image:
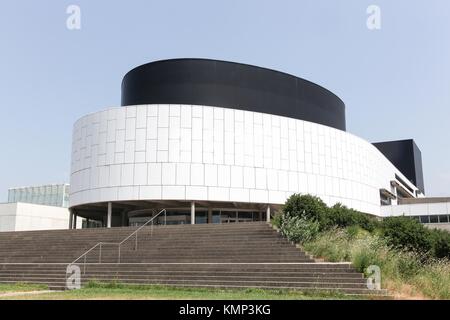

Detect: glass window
[7, 184, 71, 207]
[438, 215, 449, 223]
[237, 212, 254, 222]
[212, 211, 221, 224]
[429, 215, 439, 223]
[420, 216, 429, 224]
[195, 211, 207, 224]
[219, 211, 238, 223]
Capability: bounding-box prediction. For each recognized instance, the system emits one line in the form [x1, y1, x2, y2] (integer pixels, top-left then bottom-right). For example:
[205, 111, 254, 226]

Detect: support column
[266, 205, 271, 223]
[107, 202, 112, 228]
[208, 208, 213, 224]
[73, 214, 77, 229]
[191, 201, 195, 224]
[69, 210, 74, 229]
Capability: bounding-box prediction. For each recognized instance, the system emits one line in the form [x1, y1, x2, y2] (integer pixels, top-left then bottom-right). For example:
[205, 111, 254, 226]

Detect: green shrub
[271, 212, 283, 228]
[282, 194, 330, 230]
[381, 216, 433, 254]
[352, 250, 379, 274]
[429, 229, 450, 259]
[327, 203, 379, 232]
[281, 195, 379, 232]
[280, 215, 320, 244]
[279, 194, 450, 261]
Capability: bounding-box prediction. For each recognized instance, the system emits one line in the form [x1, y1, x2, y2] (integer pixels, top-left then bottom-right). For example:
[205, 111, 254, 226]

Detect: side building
[0, 184, 81, 232]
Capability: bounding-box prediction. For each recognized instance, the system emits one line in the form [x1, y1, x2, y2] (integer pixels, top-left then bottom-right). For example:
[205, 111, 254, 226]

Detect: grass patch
[0, 282, 365, 300]
[0, 283, 48, 294]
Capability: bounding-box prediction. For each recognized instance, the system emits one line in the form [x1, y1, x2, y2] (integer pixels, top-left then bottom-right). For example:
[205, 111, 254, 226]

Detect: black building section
[121, 59, 346, 131]
[373, 139, 425, 194]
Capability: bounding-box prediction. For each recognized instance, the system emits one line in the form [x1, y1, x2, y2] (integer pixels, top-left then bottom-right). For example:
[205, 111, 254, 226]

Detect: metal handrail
[117, 209, 166, 262]
[68, 209, 166, 270]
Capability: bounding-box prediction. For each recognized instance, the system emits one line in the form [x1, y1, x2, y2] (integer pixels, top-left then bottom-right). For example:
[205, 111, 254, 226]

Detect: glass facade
[127, 209, 265, 226]
[411, 215, 450, 225]
[7, 184, 70, 207]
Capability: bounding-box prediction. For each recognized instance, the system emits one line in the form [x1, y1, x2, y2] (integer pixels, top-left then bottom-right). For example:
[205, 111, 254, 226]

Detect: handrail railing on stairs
[68, 209, 166, 273]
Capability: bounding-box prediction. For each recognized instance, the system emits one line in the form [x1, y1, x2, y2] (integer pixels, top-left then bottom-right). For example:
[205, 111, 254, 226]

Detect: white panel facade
[70, 104, 420, 216]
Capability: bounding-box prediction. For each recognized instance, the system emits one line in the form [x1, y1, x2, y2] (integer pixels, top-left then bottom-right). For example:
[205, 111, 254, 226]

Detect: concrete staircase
[0, 222, 386, 295]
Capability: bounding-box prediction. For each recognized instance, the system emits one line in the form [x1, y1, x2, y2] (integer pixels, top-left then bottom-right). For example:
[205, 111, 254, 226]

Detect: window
[420, 216, 429, 224]
[195, 211, 207, 224]
[439, 215, 449, 223]
[429, 215, 439, 224]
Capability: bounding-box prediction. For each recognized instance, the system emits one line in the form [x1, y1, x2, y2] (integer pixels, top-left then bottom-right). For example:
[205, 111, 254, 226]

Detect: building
[0, 202, 71, 232]
[68, 58, 429, 228]
[0, 184, 77, 232]
[382, 197, 450, 232]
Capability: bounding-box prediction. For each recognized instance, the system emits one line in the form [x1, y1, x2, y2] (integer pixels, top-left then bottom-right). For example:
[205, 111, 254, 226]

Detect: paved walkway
[0, 290, 54, 298]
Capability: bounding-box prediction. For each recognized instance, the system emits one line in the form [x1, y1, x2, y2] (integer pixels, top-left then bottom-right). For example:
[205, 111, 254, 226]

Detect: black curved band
[121, 59, 346, 131]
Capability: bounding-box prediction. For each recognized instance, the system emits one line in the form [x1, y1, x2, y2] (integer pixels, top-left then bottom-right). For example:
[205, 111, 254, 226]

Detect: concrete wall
[382, 201, 450, 232]
[0, 203, 18, 232]
[426, 224, 450, 232]
[70, 104, 420, 216]
[0, 202, 79, 232]
[381, 202, 450, 216]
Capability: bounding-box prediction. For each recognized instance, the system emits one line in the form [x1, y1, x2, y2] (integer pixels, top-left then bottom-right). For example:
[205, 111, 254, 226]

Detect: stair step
[0, 222, 385, 295]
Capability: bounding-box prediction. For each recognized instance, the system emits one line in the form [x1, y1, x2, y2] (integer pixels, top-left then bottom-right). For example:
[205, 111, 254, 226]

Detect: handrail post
[135, 232, 138, 251]
[99, 243, 102, 263]
[83, 255, 86, 275]
[164, 210, 167, 225]
[118, 244, 121, 263]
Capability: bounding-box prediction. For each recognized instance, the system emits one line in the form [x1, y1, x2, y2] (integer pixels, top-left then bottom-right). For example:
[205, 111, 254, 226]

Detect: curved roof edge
[121, 58, 346, 130]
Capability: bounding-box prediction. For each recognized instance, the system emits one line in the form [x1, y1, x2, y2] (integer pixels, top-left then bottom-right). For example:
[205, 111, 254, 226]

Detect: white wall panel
[148, 163, 162, 185]
[70, 105, 421, 216]
[161, 163, 176, 185]
[134, 163, 148, 185]
[217, 165, 231, 188]
[176, 163, 190, 185]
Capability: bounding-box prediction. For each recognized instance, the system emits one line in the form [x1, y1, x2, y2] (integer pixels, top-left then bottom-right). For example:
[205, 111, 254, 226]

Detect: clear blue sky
[0, 0, 449, 201]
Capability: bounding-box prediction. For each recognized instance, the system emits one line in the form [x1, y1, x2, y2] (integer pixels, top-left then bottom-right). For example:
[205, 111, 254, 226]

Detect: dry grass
[303, 228, 450, 300]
